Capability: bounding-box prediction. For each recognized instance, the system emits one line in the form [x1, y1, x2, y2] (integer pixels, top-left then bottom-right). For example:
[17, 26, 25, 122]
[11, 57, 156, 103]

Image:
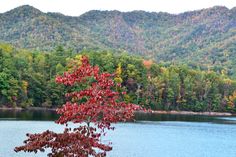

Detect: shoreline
[138, 110, 234, 116]
[0, 107, 235, 116]
[0, 107, 57, 111]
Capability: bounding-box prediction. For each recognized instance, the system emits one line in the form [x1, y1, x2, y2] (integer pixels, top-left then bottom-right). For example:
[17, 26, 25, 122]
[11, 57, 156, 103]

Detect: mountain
[0, 5, 236, 76]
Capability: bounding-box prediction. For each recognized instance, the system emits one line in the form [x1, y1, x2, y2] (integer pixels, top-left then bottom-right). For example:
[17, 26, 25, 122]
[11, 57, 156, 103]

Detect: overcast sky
[1, 0, 236, 16]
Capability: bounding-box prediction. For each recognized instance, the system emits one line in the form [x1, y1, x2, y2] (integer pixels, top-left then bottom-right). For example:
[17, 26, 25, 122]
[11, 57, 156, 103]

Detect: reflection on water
[135, 112, 215, 122]
[1, 109, 236, 125]
[0, 109, 58, 121]
[135, 112, 236, 124]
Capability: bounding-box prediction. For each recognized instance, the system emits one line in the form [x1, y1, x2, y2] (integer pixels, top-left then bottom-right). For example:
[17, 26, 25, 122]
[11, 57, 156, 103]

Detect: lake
[1, 110, 236, 157]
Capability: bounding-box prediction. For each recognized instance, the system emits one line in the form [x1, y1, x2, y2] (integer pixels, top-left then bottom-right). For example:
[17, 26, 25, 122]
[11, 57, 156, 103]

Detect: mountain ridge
[0, 5, 236, 76]
[3, 5, 235, 16]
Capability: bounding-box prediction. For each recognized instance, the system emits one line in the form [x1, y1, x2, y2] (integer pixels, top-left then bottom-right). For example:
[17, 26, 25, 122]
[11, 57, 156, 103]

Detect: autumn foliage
[143, 59, 153, 70]
[227, 91, 236, 110]
[15, 56, 142, 156]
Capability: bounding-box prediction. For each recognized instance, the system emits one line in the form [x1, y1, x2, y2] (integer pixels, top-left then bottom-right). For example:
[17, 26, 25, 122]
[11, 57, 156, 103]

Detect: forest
[1, 5, 236, 78]
[1, 43, 236, 112]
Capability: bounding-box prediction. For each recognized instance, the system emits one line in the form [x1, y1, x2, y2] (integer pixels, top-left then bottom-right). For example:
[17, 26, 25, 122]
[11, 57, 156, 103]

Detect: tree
[15, 56, 142, 156]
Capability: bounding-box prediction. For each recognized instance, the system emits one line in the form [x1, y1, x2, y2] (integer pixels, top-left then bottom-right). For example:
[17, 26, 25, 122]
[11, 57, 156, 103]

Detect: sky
[0, 0, 236, 16]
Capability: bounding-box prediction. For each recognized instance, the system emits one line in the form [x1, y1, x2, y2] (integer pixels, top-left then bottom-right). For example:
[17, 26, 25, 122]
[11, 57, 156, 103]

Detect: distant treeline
[0, 43, 236, 112]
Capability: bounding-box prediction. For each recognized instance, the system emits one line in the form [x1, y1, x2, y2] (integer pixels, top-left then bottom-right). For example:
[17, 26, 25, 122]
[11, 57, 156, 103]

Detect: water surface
[0, 110, 236, 157]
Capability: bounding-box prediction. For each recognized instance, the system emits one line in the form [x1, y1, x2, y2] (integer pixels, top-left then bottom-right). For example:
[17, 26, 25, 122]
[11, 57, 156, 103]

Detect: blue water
[1, 119, 236, 157]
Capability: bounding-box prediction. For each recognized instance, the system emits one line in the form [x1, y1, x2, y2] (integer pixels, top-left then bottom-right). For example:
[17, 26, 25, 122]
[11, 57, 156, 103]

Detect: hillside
[1, 42, 236, 112]
[0, 5, 236, 76]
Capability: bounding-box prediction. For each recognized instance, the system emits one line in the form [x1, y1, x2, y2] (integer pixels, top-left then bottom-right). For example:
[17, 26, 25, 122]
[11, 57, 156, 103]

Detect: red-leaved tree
[15, 56, 142, 157]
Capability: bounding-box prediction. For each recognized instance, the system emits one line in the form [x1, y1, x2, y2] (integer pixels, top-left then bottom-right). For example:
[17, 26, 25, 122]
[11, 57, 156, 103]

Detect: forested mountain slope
[1, 43, 236, 112]
[0, 5, 236, 76]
